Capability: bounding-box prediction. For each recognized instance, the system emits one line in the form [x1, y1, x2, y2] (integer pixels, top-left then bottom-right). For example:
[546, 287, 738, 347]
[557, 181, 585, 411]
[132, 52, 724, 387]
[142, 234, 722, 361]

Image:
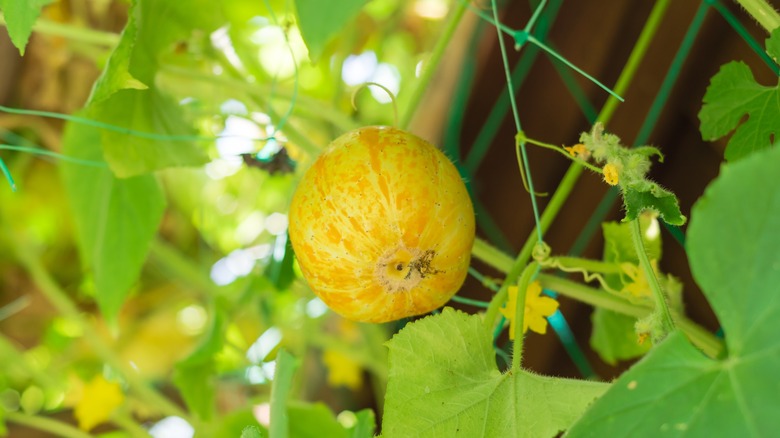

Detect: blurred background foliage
[0, 0, 775, 436]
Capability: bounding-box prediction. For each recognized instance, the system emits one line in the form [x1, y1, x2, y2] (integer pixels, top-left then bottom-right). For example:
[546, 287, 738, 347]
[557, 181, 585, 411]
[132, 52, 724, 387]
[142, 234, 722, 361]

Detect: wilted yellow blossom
[564, 143, 590, 159]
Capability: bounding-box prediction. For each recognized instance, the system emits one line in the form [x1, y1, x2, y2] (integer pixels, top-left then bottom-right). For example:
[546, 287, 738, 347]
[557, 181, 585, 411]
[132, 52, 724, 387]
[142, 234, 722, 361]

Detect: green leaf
[172, 305, 227, 421]
[288, 402, 348, 438]
[213, 410, 266, 437]
[265, 233, 295, 291]
[285, 404, 373, 438]
[241, 426, 266, 438]
[294, 0, 369, 60]
[85, 0, 230, 176]
[622, 183, 686, 226]
[767, 28, 780, 63]
[90, 88, 207, 177]
[61, 121, 165, 322]
[602, 218, 661, 268]
[350, 409, 375, 438]
[699, 61, 780, 161]
[130, 0, 225, 83]
[88, 7, 148, 105]
[590, 309, 650, 365]
[569, 143, 780, 436]
[270, 349, 299, 438]
[688, 145, 780, 357]
[0, 0, 54, 55]
[382, 308, 608, 437]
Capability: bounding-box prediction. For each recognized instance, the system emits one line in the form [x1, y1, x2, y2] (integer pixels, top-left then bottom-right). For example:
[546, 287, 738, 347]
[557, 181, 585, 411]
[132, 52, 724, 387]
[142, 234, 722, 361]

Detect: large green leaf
[61, 121, 165, 322]
[0, 0, 53, 55]
[90, 88, 207, 177]
[87, 0, 228, 176]
[382, 308, 608, 437]
[88, 7, 147, 105]
[699, 29, 780, 161]
[294, 0, 369, 60]
[569, 140, 780, 436]
[767, 28, 780, 64]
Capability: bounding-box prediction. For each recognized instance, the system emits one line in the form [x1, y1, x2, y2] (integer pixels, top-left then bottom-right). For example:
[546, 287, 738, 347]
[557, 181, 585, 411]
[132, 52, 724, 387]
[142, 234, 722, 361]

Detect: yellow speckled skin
[289, 126, 475, 323]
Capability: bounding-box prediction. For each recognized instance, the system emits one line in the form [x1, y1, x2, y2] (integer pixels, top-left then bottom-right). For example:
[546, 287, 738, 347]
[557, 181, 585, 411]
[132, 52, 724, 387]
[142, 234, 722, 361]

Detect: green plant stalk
[538, 274, 724, 358]
[599, 0, 672, 124]
[522, 136, 604, 173]
[676, 317, 726, 359]
[512, 263, 537, 372]
[473, 239, 723, 358]
[399, 0, 467, 130]
[112, 409, 152, 438]
[450, 294, 491, 308]
[734, 0, 780, 32]
[711, 0, 780, 74]
[0, 13, 120, 47]
[4, 411, 93, 438]
[471, 237, 513, 273]
[476, 0, 671, 332]
[10, 235, 193, 426]
[269, 349, 297, 438]
[538, 274, 646, 318]
[630, 218, 676, 333]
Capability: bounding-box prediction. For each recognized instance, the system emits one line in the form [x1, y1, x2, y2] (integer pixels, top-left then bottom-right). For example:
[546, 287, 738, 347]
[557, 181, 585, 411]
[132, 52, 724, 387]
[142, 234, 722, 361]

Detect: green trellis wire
[569, 0, 780, 257]
[458, 0, 778, 377]
[458, 0, 675, 377]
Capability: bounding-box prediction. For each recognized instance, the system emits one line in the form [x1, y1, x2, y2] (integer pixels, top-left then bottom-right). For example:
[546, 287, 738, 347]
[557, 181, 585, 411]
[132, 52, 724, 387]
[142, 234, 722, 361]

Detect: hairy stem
[630, 218, 676, 334]
[734, 0, 780, 33]
[512, 263, 537, 372]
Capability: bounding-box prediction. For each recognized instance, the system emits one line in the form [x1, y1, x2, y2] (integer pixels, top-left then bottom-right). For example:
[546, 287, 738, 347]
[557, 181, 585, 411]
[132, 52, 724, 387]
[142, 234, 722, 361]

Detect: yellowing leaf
[74, 375, 124, 431]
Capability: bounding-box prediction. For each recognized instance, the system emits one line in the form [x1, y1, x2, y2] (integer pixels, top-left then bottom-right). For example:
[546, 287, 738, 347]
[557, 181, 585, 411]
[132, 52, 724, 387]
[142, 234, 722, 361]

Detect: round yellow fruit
[289, 126, 475, 323]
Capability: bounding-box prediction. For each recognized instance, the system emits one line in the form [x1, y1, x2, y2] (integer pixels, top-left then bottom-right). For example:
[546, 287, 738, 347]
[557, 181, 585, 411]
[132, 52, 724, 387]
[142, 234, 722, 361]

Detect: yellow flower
[620, 260, 659, 298]
[564, 143, 590, 159]
[74, 375, 124, 431]
[500, 280, 559, 339]
[603, 163, 620, 185]
[322, 349, 362, 390]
